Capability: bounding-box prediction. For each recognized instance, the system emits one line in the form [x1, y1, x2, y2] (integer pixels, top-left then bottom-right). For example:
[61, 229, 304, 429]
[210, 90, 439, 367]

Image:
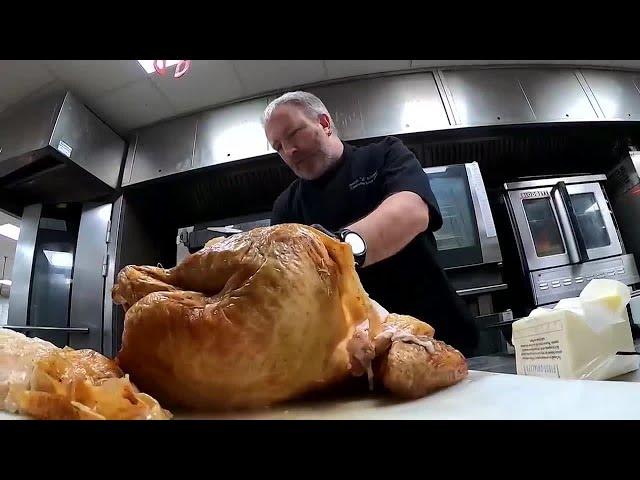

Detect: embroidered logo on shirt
[349, 171, 378, 190]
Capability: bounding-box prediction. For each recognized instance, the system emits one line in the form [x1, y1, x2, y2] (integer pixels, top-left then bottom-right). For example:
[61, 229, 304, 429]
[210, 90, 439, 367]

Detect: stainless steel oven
[5, 201, 114, 353]
[425, 162, 512, 355]
[424, 162, 502, 271]
[177, 212, 271, 264]
[608, 148, 640, 277]
[503, 174, 639, 308]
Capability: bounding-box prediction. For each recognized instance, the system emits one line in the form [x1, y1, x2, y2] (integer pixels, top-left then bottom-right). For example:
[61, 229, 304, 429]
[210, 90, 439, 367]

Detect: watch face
[344, 232, 366, 256]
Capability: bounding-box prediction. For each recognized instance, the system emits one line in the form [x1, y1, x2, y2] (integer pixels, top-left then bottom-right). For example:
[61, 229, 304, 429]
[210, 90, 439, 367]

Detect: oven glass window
[523, 197, 566, 257]
[571, 193, 611, 249]
[430, 176, 477, 251]
[425, 165, 483, 269]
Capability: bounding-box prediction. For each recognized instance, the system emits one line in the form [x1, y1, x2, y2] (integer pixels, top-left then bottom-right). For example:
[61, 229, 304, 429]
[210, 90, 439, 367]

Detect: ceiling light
[0, 279, 11, 286]
[137, 60, 181, 74]
[43, 250, 73, 268]
[0, 224, 20, 241]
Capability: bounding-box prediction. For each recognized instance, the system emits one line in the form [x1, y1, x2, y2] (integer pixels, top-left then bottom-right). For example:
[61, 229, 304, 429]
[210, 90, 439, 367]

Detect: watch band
[311, 225, 366, 267]
[337, 229, 367, 267]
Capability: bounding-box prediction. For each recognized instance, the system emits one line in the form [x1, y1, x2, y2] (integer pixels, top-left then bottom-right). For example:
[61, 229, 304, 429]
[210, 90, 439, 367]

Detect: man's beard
[298, 149, 339, 180]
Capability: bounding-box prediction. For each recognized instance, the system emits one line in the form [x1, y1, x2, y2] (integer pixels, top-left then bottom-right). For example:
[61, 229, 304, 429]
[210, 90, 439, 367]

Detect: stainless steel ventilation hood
[120, 67, 640, 189]
[0, 91, 126, 215]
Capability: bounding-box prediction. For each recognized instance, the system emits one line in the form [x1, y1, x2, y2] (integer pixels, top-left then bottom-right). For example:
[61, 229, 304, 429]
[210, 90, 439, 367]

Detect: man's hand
[347, 191, 429, 268]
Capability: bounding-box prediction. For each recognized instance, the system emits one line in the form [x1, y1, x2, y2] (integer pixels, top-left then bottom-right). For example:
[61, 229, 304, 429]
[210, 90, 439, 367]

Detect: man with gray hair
[264, 91, 478, 355]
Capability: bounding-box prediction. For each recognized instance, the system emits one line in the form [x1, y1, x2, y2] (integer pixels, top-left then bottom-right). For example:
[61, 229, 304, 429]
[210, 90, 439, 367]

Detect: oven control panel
[530, 254, 640, 306]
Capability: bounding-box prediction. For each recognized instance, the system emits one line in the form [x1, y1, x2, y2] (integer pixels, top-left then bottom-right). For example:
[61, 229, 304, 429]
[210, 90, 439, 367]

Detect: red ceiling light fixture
[153, 60, 192, 78]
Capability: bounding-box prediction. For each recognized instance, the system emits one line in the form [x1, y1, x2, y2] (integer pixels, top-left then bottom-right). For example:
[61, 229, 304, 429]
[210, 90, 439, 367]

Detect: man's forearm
[347, 191, 430, 267]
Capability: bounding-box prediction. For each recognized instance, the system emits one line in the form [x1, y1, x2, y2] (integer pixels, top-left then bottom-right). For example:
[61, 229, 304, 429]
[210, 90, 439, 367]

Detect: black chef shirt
[271, 136, 478, 355]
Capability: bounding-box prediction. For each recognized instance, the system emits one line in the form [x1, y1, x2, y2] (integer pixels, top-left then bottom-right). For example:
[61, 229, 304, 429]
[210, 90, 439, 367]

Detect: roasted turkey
[113, 224, 371, 409]
[112, 223, 468, 410]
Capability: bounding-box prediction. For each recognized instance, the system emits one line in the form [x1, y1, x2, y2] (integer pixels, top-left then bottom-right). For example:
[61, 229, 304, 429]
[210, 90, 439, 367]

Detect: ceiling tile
[17, 79, 67, 103]
[150, 60, 244, 114]
[231, 60, 327, 96]
[88, 80, 176, 132]
[325, 60, 410, 79]
[0, 209, 19, 225]
[43, 60, 148, 98]
[0, 61, 55, 103]
[0, 79, 68, 120]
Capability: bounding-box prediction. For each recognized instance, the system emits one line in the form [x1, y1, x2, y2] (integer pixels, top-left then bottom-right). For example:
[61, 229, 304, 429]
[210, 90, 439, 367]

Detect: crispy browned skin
[113, 224, 371, 410]
[0, 328, 171, 420]
[378, 339, 468, 399]
[347, 313, 435, 377]
[348, 313, 468, 398]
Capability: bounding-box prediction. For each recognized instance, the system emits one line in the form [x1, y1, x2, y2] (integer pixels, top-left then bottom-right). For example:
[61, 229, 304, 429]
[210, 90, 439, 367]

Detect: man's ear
[318, 113, 332, 135]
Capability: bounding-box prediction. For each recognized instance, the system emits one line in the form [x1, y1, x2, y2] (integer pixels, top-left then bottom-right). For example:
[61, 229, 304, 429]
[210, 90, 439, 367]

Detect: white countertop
[173, 369, 640, 420]
[3, 370, 640, 420]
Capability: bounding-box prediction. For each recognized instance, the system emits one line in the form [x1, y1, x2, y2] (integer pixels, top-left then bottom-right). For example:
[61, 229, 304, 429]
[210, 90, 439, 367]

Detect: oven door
[508, 187, 572, 271]
[564, 182, 623, 261]
[508, 182, 623, 271]
[425, 163, 501, 269]
[6, 202, 112, 352]
[425, 165, 483, 268]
